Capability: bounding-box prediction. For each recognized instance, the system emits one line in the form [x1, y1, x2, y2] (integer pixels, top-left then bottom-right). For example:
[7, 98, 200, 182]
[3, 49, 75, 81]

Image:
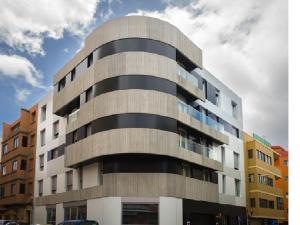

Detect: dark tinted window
[122, 203, 158, 225]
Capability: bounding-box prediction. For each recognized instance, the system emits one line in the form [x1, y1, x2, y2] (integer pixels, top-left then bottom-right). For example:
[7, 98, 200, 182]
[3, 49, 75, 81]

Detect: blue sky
[0, 0, 288, 148]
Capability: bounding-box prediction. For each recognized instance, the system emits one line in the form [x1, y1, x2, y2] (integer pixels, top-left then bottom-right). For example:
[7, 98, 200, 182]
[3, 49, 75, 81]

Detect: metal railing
[177, 100, 224, 133]
[177, 65, 199, 88]
[179, 136, 214, 159]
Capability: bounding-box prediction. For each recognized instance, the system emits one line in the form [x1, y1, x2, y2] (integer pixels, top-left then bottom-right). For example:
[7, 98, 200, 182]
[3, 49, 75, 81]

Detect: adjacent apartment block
[34, 16, 246, 225]
[272, 146, 288, 225]
[0, 105, 38, 224]
[244, 133, 285, 225]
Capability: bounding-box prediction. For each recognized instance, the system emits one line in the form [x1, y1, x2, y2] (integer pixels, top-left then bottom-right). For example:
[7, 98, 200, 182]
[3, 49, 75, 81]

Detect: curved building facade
[34, 16, 246, 225]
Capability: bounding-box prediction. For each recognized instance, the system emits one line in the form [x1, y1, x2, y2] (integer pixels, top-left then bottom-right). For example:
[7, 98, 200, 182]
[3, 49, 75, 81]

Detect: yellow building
[244, 133, 285, 225]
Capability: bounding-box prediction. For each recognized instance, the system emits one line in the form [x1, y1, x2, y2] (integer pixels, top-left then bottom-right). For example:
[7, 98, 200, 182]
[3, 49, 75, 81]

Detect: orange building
[0, 105, 38, 224]
[272, 146, 288, 224]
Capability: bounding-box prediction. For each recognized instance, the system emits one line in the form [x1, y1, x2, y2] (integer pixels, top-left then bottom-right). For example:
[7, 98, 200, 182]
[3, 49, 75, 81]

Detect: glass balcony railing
[179, 136, 214, 159]
[177, 100, 225, 133]
[177, 65, 199, 88]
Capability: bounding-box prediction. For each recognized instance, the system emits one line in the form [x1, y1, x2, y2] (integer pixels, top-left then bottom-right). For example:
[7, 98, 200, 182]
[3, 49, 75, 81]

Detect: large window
[248, 174, 255, 183]
[41, 105, 47, 122]
[231, 101, 238, 118]
[222, 175, 226, 194]
[19, 183, 26, 194]
[64, 205, 86, 220]
[53, 120, 59, 139]
[221, 146, 225, 165]
[233, 152, 239, 170]
[39, 154, 44, 171]
[11, 183, 16, 195]
[47, 207, 56, 225]
[0, 185, 5, 199]
[2, 165, 6, 176]
[277, 197, 284, 210]
[66, 171, 73, 191]
[248, 149, 253, 158]
[122, 203, 158, 225]
[38, 180, 43, 196]
[2, 144, 8, 155]
[259, 199, 268, 208]
[20, 160, 27, 170]
[12, 160, 17, 172]
[13, 136, 19, 149]
[235, 179, 240, 197]
[40, 129, 46, 146]
[250, 198, 256, 207]
[78, 167, 83, 190]
[284, 160, 288, 167]
[51, 175, 57, 194]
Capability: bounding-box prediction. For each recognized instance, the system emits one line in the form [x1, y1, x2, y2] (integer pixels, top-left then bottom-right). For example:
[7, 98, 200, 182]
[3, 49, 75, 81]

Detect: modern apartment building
[244, 133, 285, 225]
[33, 91, 72, 225]
[0, 105, 38, 224]
[34, 16, 246, 225]
[272, 146, 288, 225]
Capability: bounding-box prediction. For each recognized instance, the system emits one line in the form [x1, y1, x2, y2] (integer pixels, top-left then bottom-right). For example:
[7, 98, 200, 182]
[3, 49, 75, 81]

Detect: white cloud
[129, 0, 288, 147]
[0, 0, 100, 55]
[0, 54, 43, 88]
[15, 88, 31, 102]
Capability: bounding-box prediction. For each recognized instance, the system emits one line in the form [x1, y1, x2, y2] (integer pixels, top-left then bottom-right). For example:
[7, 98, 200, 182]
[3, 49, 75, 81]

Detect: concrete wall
[159, 197, 182, 225]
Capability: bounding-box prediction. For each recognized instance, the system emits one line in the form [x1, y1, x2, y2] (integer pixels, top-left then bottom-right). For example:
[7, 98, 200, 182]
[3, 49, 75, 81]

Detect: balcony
[177, 65, 198, 88]
[179, 136, 215, 160]
[177, 100, 225, 133]
[0, 193, 31, 206]
[68, 109, 80, 124]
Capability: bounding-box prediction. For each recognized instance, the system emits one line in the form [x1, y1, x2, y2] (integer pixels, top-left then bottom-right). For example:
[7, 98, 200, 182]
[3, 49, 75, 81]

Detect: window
[85, 123, 92, 138]
[248, 149, 253, 158]
[221, 146, 225, 165]
[284, 160, 288, 167]
[31, 111, 36, 122]
[268, 200, 275, 209]
[215, 89, 220, 106]
[12, 160, 17, 172]
[2, 165, 6, 176]
[40, 129, 46, 146]
[87, 53, 93, 67]
[285, 176, 288, 181]
[41, 105, 47, 121]
[267, 177, 274, 187]
[235, 179, 240, 197]
[53, 120, 59, 139]
[86, 87, 93, 102]
[98, 161, 103, 185]
[64, 205, 87, 220]
[259, 199, 268, 208]
[39, 154, 44, 171]
[20, 160, 27, 170]
[232, 101, 238, 118]
[13, 136, 19, 149]
[22, 136, 28, 147]
[11, 184, 16, 195]
[19, 183, 26, 194]
[78, 167, 83, 190]
[256, 150, 259, 159]
[248, 174, 255, 183]
[222, 175, 226, 194]
[234, 152, 239, 170]
[277, 197, 284, 210]
[38, 180, 43, 196]
[58, 77, 66, 92]
[72, 130, 78, 143]
[47, 207, 56, 225]
[51, 175, 57, 194]
[71, 68, 76, 81]
[3, 144, 8, 154]
[122, 203, 158, 225]
[66, 171, 73, 191]
[250, 198, 256, 207]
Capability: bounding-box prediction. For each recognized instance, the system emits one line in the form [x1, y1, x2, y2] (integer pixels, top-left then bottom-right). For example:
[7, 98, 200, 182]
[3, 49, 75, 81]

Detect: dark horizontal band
[102, 154, 218, 183]
[66, 113, 177, 146]
[47, 144, 65, 161]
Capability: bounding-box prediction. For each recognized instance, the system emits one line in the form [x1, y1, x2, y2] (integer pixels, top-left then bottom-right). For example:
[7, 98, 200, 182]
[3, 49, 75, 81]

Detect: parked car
[0, 220, 19, 225]
[58, 220, 98, 225]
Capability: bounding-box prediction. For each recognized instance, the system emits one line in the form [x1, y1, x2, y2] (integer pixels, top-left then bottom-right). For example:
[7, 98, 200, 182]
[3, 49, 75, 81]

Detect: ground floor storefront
[0, 204, 32, 224]
[34, 197, 246, 225]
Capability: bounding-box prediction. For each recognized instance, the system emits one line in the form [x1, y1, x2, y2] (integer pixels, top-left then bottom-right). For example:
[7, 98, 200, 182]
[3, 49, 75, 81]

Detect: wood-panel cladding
[35, 173, 218, 206]
[53, 16, 202, 84]
[65, 128, 222, 171]
[53, 52, 205, 113]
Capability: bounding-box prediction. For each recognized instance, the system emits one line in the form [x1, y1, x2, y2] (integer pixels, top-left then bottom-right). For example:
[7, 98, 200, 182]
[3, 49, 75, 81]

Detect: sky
[0, 0, 288, 148]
